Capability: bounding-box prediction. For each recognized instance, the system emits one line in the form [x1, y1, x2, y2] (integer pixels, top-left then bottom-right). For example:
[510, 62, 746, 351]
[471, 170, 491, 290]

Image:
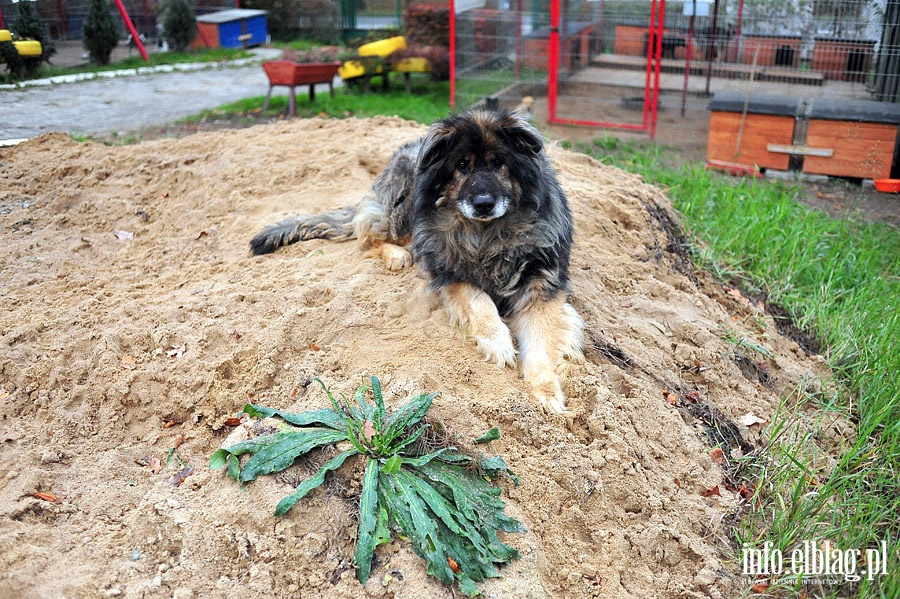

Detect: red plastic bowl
[874, 179, 900, 193]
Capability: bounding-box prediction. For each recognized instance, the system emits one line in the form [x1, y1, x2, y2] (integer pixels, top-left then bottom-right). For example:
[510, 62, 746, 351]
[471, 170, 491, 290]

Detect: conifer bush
[163, 0, 197, 54]
[82, 0, 119, 65]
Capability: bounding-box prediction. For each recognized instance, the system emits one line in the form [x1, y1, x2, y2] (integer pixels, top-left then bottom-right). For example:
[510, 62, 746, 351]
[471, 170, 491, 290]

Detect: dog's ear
[417, 125, 456, 173]
[500, 115, 544, 157]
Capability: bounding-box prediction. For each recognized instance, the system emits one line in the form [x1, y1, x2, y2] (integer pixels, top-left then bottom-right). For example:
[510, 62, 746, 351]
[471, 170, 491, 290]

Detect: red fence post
[449, 0, 456, 107]
[113, 0, 149, 61]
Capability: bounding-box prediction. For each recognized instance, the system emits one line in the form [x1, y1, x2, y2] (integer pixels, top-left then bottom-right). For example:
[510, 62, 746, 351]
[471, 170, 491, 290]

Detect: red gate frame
[548, 0, 665, 138]
[449, 0, 665, 138]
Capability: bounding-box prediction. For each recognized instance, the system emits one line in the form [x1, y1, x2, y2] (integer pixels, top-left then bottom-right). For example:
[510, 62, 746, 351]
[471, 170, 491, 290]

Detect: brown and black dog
[250, 109, 583, 412]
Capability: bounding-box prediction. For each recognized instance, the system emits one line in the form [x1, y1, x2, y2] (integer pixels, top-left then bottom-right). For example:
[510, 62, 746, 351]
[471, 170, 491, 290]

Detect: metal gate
[450, 0, 665, 138]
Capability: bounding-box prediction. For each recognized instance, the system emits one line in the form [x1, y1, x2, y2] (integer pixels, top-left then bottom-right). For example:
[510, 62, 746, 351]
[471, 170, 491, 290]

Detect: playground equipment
[338, 36, 431, 92]
[0, 29, 42, 77]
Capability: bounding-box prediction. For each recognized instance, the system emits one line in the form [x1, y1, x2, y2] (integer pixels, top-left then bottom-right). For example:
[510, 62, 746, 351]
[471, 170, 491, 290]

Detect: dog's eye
[492, 157, 505, 169]
[456, 159, 469, 173]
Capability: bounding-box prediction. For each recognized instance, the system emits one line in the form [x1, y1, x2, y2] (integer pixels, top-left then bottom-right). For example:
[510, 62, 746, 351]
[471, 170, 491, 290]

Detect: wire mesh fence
[452, 0, 900, 133]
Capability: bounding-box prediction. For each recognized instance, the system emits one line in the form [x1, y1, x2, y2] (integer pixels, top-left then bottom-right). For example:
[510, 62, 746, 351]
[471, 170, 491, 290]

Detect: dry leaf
[725, 287, 750, 306]
[447, 556, 461, 574]
[737, 483, 754, 500]
[121, 354, 137, 368]
[148, 456, 162, 474]
[738, 412, 768, 427]
[290, 388, 299, 398]
[223, 417, 242, 427]
[663, 390, 677, 405]
[701, 485, 721, 498]
[750, 581, 770, 593]
[709, 447, 725, 465]
[362, 421, 376, 443]
[167, 466, 194, 487]
[163, 420, 177, 429]
[685, 390, 702, 403]
[173, 435, 185, 450]
[308, 342, 321, 351]
[33, 492, 57, 503]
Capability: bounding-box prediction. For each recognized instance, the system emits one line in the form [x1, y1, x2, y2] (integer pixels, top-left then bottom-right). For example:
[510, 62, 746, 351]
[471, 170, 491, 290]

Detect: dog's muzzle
[460, 194, 509, 221]
[472, 194, 497, 217]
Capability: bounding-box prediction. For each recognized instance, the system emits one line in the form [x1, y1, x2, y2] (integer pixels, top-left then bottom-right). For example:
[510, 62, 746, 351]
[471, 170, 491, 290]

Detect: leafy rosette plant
[210, 376, 523, 596]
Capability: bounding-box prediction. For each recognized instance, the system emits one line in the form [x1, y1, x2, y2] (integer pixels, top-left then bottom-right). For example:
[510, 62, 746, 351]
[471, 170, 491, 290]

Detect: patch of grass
[274, 39, 326, 52]
[577, 136, 900, 597]
[211, 376, 522, 597]
[184, 77, 450, 125]
[30, 47, 251, 80]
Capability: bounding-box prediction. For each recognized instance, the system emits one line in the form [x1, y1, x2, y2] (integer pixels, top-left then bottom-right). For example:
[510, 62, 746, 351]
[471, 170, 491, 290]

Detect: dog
[250, 109, 583, 412]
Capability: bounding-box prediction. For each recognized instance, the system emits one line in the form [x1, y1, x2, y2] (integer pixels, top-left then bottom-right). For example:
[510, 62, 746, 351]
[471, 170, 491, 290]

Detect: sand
[0, 117, 831, 598]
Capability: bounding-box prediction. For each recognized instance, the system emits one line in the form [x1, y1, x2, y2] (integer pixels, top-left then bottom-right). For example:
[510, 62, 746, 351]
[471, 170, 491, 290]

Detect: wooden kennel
[706, 92, 802, 172]
[803, 98, 900, 180]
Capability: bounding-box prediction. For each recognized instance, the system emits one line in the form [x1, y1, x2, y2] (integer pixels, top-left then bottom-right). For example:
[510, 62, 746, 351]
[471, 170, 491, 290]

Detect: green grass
[183, 76, 450, 125]
[29, 47, 251, 80]
[576, 135, 900, 596]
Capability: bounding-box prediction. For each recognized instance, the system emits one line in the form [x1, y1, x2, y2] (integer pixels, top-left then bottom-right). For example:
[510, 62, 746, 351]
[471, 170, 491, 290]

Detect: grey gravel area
[0, 50, 338, 141]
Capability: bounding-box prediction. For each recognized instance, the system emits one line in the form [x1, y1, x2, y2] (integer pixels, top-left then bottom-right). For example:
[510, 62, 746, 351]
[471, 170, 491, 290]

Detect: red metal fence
[451, 0, 900, 136]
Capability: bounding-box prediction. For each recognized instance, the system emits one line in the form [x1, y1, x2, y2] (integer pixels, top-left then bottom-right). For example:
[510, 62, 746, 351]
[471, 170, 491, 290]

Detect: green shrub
[0, 40, 22, 81]
[403, 3, 450, 46]
[82, 0, 119, 65]
[163, 0, 197, 53]
[211, 376, 522, 596]
[12, 0, 56, 67]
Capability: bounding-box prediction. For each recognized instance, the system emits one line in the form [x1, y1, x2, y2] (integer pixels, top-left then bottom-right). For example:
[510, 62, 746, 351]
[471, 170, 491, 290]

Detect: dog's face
[415, 110, 545, 223]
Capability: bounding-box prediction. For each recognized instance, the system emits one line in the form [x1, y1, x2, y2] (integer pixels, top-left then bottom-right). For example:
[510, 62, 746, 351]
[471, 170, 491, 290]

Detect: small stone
[40, 451, 60, 464]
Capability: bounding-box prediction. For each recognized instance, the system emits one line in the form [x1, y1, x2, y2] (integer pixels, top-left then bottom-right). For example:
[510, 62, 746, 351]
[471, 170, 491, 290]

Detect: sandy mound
[0, 118, 828, 598]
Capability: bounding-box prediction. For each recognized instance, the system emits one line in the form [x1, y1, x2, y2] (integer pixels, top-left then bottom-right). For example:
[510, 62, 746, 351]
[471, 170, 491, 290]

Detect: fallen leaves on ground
[701, 486, 721, 498]
[167, 466, 194, 487]
[738, 412, 768, 427]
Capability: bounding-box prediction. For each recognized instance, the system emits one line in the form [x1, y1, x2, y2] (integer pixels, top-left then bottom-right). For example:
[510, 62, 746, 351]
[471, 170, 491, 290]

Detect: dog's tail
[249, 204, 359, 255]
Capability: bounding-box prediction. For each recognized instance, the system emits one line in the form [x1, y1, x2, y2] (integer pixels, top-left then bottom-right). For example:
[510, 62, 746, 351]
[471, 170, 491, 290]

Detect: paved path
[0, 50, 338, 141]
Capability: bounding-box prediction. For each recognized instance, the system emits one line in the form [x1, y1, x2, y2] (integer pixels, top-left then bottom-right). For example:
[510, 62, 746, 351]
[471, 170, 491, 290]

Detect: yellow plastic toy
[339, 36, 407, 84]
[0, 29, 43, 58]
[357, 35, 406, 57]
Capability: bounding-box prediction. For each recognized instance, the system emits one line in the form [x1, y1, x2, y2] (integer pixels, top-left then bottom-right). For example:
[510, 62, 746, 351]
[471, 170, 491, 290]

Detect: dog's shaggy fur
[250, 109, 583, 412]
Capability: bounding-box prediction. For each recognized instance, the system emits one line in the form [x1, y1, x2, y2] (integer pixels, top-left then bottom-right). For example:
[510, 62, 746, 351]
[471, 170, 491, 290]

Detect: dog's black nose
[472, 194, 496, 216]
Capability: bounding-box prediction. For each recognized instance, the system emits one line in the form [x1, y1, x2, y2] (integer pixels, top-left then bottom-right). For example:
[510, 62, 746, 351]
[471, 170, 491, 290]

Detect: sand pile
[0, 117, 828, 598]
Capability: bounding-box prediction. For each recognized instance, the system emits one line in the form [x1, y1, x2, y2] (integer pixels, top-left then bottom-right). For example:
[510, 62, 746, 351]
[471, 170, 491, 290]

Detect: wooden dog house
[741, 35, 802, 68]
[811, 38, 875, 82]
[803, 98, 900, 180]
[193, 9, 267, 50]
[706, 92, 802, 171]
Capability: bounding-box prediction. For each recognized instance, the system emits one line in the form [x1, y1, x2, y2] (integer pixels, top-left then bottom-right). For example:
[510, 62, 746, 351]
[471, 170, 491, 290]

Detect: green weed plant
[211, 376, 522, 596]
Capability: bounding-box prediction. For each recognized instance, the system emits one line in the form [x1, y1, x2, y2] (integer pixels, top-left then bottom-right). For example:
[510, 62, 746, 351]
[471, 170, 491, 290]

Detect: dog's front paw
[380, 243, 413, 271]
[474, 324, 517, 368]
[527, 370, 569, 414]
